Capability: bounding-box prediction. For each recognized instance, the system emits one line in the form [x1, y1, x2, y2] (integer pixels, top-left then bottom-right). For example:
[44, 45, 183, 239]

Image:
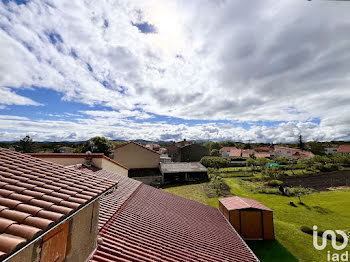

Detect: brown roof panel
[219, 196, 272, 211]
[0, 147, 116, 260]
[85, 170, 258, 262]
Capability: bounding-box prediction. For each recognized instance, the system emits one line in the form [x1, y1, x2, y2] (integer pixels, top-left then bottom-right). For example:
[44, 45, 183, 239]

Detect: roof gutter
[2, 185, 117, 262]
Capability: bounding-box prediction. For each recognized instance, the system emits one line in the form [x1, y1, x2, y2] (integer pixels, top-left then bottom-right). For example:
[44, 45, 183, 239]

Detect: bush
[288, 186, 313, 196]
[266, 180, 283, 187]
[261, 166, 283, 180]
[200, 156, 230, 168]
[256, 188, 281, 194]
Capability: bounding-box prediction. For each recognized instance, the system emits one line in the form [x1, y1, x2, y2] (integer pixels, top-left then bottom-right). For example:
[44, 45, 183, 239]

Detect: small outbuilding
[159, 162, 208, 184]
[219, 196, 274, 240]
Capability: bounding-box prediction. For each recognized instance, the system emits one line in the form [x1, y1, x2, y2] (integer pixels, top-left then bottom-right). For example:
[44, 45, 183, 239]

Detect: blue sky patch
[132, 22, 157, 34]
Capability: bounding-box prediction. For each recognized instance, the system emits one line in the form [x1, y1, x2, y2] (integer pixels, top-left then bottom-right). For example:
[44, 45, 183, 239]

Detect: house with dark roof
[167, 139, 209, 162]
[0, 148, 116, 262]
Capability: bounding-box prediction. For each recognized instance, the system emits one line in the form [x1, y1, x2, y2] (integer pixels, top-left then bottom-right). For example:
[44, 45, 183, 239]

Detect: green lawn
[163, 178, 350, 262]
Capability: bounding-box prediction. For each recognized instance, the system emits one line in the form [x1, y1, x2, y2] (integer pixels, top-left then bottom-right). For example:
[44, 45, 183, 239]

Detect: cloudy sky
[0, 0, 350, 143]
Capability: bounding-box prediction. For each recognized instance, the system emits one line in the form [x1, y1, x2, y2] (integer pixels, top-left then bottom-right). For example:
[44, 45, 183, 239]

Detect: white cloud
[0, 0, 350, 141]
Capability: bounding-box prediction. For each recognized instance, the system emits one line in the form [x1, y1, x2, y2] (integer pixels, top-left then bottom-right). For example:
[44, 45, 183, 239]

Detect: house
[167, 139, 209, 162]
[30, 153, 128, 177]
[338, 145, 350, 154]
[219, 147, 238, 158]
[113, 142, 162, 184]
[274, 146, 313, 160]
[160, 154, 172, 163]
[0, 148, 116, 262]
[254, 146, 274, 153]
[219, 196, 274, 240]
[82, 166, 259, 262]
[229, 149, 271, 159]
[113, 141, 160, 169]
[325, 145, 338, 155]
[159, 162, 208, 184]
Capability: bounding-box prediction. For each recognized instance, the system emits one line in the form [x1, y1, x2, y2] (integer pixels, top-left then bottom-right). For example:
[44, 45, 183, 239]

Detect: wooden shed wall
[220, 208, 274, 240]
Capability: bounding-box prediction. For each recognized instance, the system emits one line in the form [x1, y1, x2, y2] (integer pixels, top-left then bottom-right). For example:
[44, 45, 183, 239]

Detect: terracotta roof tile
[89, 184, 258, 262]
[0, 148, 116, 260]
[73, 164, 258, 262]
[0, 234, 26, 253]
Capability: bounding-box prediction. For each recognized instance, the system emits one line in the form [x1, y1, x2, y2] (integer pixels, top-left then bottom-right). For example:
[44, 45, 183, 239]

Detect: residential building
[219, 147, 238, 158]
[167, 139, 209, 162]
[338, 145, 350, 154]
[0, 148, 116, 262]
[113, 141, 160, 169]
[325, 145, 338, 155]
[30, 153, 128, 177]
[159, 162, 208, 184]
[274, 146, 313, 160]
[253, 146, 274, 153]
[229, 149, 271, 159]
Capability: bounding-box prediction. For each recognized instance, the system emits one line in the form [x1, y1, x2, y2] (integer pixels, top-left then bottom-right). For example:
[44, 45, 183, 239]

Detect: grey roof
[160, 162, 207, 174]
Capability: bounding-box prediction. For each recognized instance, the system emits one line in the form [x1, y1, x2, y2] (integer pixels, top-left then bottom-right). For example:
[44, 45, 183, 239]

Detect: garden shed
[219, 196, 274, 240]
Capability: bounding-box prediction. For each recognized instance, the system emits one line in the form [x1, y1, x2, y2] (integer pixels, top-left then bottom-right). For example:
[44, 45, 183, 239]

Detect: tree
[210, 149, 221, 157]
[298, 135, 304, 150]
[16, 135, 35, 153]
[255, 157, 270, 167]
[81, 136, 113, 156]
[309, 141, 326, 156]
[275, 157, 290, 165]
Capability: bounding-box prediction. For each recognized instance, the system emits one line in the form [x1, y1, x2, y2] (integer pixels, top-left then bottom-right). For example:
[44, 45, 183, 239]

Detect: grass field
[163, 177, 350, 262]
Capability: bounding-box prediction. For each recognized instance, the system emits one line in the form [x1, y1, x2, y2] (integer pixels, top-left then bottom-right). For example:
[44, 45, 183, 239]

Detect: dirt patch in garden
[206, 181, 233, 198]
[282, 171, 350, 191]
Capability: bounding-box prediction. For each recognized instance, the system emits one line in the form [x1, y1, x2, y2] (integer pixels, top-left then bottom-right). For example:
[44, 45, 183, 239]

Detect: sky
[0, 0, 350, 143]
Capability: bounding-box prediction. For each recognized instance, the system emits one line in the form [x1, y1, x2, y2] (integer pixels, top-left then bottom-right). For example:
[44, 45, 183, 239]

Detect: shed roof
[219, 196, 272, 211]
[160, 162, 207, 174]
[0, 148, 116, 260]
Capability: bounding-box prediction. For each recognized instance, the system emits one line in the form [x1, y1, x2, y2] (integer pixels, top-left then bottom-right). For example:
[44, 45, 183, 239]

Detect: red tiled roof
[70, 165, 141, 231]
[255, 152, 271, 158]
[254, 147, 273, 152]
[241, 150, 255, 158]
[229, 148, 242, 157]
[220, 196, 272, 212]
[274, 146, 300, 152]
[338, 145, 350, 153]
[220, 147, 238, 152]
[113, 142, 161, 155]
[89, 184, 258, 262]
[30, 153, 129, 170]
[0, 148, 116, 260]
